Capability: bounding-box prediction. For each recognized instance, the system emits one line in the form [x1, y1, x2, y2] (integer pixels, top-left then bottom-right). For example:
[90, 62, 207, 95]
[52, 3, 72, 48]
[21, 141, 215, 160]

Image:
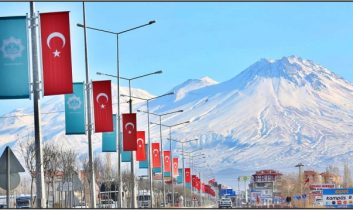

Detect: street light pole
[295, 163, 304, 207]
[98, 71, 161, 208]
[138, 109, 183, 208]
[169, 138, 198, 207]
[30, 2, 45, 208]
[82, 3, 96, 208]
[123, 93, 174, 208]
[150, 121, 190, 207]
[77, 19, 155, 208]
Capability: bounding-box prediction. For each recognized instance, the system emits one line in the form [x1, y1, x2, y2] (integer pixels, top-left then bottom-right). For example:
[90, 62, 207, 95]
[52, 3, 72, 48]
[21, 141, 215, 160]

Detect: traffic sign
[0, 173, 20, 190]
[0, 146, 25, 173]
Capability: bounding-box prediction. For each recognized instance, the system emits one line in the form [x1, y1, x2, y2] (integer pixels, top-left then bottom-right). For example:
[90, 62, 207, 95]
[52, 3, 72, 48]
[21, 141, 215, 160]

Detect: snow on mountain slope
[1, 56, 353, 186]
[0, 85, 154, 161]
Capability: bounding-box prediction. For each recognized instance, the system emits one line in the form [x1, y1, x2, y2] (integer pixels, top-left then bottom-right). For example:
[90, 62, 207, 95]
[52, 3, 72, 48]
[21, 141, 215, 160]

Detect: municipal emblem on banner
[0, 37, 25, 61]
[67, 95, 82, 111]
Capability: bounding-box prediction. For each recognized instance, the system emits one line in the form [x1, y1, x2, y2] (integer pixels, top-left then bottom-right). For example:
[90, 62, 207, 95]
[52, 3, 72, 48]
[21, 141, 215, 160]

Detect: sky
[1, 2, 353, 115]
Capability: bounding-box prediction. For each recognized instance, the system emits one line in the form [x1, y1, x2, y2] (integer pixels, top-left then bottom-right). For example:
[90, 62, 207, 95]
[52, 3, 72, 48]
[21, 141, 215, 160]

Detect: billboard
[323, 188, 353, 208]
[310, 184, 335, 190]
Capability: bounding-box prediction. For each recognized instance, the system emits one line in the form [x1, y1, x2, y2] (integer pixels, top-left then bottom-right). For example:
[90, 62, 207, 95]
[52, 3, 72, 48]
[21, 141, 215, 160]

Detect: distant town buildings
[249, 169, 283, 205]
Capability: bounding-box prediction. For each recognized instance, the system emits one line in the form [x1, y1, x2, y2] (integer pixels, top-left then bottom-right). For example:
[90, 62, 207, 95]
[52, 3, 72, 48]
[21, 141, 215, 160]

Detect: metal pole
[82, 2, 96, 208]
[147, 101, 153, 208]
[6, 148, 10, 209]
[116, 34, 123, 209]
[30, 2, 46, 208]
[128, 80, 136, 208]
[170, 128, 174, 207]
[182, 143, 185, 207]
[159, 116, 166, 208]
[199, 172, 201, 207]
[192, 156, 194, 208]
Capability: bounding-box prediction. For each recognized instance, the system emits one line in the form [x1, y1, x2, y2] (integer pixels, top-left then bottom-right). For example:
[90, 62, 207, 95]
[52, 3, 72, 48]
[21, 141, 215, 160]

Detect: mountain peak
[171, 76, 218, 101]
[230, 56, 335, 90]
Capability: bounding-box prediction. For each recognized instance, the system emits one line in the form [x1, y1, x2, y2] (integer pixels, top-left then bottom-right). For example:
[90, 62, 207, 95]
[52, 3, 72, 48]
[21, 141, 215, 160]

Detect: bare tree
[19, 137, 36, 207]
[343, 162, 352, 188]
[59, 148, 78, 208]
[122, 170, 134, 208]
[43, 143, 61, 208]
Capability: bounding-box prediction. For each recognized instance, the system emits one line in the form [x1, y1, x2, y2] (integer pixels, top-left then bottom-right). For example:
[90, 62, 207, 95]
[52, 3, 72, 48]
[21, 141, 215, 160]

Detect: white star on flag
[53, 49, 61, 57]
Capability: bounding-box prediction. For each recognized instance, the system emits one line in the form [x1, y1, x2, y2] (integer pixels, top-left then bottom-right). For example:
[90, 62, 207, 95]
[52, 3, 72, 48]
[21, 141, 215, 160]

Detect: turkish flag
[92, 80, 113, 132]
[185, 168, 191, 183]
[152, 143, 161, 168]
[40, 12, 73, 96]
[122, 113, 137, 151]
[192, 175, 197, 188]
[163, 151, 171, 172]
[136, 131, 146, 161]
[173, 157, 178, 177]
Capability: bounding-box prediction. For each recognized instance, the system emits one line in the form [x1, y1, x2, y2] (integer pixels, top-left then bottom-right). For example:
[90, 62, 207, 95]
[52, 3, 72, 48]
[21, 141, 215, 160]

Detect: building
[249, 169, 283, 205]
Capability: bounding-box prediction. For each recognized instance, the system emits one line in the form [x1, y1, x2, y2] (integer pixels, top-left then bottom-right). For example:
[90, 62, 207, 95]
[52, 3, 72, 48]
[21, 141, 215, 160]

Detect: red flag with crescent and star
[40, 12, 73, 96]
[92, 80, 113, 133]
[152, 143, 161, 168]
[185, 168, 191, 183]
[173, 157, 179, 177]
[163, 151, 171, 172]
[192, 175, 197, 188]
[135, 131, 146, 161]
[122, 113, 137, 151]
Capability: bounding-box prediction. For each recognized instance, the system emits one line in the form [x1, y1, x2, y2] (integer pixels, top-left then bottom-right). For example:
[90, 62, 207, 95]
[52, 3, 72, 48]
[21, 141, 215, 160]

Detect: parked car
[73, 202, 88, 208]
[98, 199, 115, 208]
[218, 197, 232, 208]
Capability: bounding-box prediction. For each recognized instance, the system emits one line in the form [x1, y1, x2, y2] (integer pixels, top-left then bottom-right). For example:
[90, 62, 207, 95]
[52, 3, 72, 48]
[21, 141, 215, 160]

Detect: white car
[98, 199, 115, 208]
[218, 197, 232, 208]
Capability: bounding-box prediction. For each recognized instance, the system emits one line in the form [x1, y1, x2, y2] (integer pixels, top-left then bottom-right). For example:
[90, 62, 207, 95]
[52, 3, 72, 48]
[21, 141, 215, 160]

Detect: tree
[19, 137, 36, 207]
[59, 148, 78, 208]
[343, 162, 352, 188]
[43, 142, 61, 208]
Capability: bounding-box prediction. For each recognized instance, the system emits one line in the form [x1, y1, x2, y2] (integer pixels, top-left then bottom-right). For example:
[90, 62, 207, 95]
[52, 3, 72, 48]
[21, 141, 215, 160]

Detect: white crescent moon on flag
[165, 156, 170, 162]
[96, 93, 109, 103]
[47, 32, 66, 49]
[174, 162, 177, 168]
[153, 149, 159, 156]
[137, 138, 144, 147]
[125, 122, 135, 132]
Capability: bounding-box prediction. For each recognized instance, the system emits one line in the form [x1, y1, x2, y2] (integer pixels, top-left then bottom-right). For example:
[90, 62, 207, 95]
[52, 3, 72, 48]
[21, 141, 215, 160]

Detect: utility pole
[30, 2, 46, 208]
[82, 2, 96, 208]
[295, 163, 304, 208]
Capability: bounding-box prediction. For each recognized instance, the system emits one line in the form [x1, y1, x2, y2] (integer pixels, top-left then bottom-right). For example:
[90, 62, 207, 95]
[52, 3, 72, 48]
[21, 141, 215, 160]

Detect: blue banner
[164, 172, 171, 177]
[139, 144, 148, 168]
[102, 114, 117, 152]
[186, 183, 191, 189]
[177, 169, 183, 184]
[153, 168, 161, 173]
[0, 16, 30, 99]
[65, 83, 85, 134]
[121, 133, 131, 162]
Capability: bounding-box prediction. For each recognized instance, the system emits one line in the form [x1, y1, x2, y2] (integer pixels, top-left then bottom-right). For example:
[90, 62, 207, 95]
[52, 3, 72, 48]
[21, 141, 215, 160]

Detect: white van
[137, 190, 151, 208]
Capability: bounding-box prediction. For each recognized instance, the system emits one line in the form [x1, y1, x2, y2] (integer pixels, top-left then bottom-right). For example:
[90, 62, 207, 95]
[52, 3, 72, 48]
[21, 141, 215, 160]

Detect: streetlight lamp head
[149, 20, 156, 24]
[96, 72, 102, 75]
[77, 23, 84, 27]
[155, 70, 163, 74]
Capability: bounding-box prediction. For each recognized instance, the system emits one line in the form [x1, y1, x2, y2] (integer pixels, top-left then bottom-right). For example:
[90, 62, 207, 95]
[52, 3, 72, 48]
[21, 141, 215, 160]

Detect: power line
[0, 111, 65, 119]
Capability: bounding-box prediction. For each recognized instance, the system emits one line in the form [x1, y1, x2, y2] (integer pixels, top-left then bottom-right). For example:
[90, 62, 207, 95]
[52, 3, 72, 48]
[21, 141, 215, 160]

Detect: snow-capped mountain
[2, 55, 353, 186]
